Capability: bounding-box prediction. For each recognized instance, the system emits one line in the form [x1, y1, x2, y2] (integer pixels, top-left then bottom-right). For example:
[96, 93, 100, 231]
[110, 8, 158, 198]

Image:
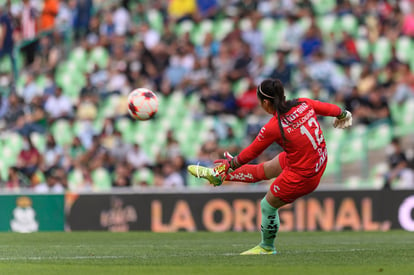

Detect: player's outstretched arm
[333, 110, 353, 129]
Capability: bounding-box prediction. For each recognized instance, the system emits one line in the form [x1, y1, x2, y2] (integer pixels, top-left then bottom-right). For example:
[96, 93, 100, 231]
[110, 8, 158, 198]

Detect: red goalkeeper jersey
[237, 98, 342, 177]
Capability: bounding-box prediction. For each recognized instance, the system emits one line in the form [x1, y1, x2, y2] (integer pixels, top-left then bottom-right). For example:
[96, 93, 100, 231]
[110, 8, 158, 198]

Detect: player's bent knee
[265, 190, 288, 209]
[263, 155, 282, 179]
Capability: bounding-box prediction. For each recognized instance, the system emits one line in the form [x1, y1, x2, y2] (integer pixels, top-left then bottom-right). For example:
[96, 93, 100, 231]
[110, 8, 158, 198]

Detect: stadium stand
[0, 0, 413, 192]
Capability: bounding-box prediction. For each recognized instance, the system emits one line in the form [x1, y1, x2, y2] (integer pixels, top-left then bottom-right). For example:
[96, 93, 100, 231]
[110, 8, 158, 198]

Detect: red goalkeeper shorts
[270, 152, 327, 203]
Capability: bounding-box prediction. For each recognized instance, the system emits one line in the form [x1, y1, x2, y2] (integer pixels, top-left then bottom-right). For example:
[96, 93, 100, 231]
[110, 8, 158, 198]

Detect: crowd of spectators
[0, 0, 413, 192]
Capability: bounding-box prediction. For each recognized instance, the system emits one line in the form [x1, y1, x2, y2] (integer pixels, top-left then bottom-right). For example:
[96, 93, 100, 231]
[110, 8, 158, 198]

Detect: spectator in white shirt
[137, 23, 160, 50]
[126, 143, 152, 169]
[112, 4, 130, 36]
[44, 86, 73, 121]
[162, 162, 184, 188]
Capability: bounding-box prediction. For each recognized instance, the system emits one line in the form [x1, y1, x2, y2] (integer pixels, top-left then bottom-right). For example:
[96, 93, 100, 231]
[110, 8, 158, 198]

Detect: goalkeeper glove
[213, 152, 240, 179]
[333, 110, 353, 129]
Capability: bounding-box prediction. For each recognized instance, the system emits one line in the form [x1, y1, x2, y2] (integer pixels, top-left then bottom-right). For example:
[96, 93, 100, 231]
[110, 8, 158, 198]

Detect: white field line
[0, 248, 380, 261]
[0, 255, 135, 261]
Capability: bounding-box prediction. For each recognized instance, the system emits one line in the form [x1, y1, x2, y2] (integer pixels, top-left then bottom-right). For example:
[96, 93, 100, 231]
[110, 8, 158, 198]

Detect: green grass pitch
[0, 231, 412, 275]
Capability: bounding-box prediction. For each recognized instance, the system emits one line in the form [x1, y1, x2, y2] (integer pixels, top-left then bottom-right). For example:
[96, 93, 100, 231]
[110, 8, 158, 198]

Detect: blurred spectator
[241, 12, 264, 57]
[17, 95, 47, 136]
[383, 138, 414, 189]
[32, 33, 62, 74]
[19, 0, 38, 66]
[162, 162, 184, 188]
[126, 143, 151, 169]
[165, 44, 195, 88]
[21, 73, 41, 104]
[42, 133, 63, 172]
[182, 57, 211, 96]
[112, 163, 131, 188]
[196, 0, 219, 19]
[195, 32, 220, 59]
[168, 0, 197, 22]
[202, 79, 238, 115]
[283, 13, 306, 50]
[5, 166, 29, 191]
[171, 154, 188, 186]
[402, 2, 414, 37]
[16, 135, 41, 179]
[356, 88, 391, 125]
[56, 0, 76, 32]
[237, 78, 259, 117]
[112, 3, 130, 36]
[334, 31, 359, 66]
[4, 93, 25, 130]
[0, 3, 17, 82]
[136, 22, 160, 50]
[300, 20, 323, 58]
[306, 50, 345, 96]
[74, 0, 93, 39]
[33, 168, 65, 193]
[44, 86, 73, 122]
[39, 0, 59, 32]
[269, 48, 294, 89]
[227, 40, 252, 82]
[211, 43, 234, 79]
[392, 63, 414, 104]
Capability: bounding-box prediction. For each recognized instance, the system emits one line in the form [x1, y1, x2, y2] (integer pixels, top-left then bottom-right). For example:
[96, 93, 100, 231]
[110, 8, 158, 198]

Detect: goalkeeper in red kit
[188, 79, 352, 255]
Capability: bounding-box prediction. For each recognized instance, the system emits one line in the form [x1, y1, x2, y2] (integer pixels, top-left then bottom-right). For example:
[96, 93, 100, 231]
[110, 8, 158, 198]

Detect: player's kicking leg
[187, 153, 283, 186]
[187, 164, 223, 186]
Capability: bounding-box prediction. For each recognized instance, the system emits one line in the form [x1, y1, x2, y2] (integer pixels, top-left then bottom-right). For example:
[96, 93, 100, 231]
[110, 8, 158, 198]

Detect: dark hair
[257, 79, 302, 142]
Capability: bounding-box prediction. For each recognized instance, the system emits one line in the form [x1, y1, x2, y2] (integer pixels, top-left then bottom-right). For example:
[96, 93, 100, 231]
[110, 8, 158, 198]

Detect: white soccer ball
[127, 88, 159, 120]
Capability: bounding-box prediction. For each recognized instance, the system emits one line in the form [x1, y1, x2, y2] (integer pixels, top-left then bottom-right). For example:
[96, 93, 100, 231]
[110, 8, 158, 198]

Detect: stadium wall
[65, 190, 414, 232]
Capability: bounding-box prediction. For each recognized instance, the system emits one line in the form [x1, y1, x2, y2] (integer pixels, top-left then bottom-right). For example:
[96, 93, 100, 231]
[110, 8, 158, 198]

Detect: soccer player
[188, 79, 352, 255]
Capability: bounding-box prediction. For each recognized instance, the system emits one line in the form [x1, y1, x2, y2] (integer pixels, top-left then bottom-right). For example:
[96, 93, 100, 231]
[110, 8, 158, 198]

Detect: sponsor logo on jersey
[257, 127, 266, 141]
[228, 172, 254, 181]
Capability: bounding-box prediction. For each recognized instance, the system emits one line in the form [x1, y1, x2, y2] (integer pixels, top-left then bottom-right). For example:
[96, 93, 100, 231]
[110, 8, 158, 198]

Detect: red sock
[225, 163, 268, 183]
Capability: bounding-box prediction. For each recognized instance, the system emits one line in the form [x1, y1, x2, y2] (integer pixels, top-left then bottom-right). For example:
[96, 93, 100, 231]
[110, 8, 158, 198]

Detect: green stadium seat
[51, 120, 73, 146]
[213, 18, 234, 41]
[191, 20, 214, 46]
[0, 160, 9, 181]
[67, 168, 84, 191]
[394, 98, 414, 136]
[340, 14, 358, 36]
[395, 36, 412, 63]
[4, 132, 23, 154]
[91, 167, 112, 191]
[30, 132, 46, 153]
[311, 0, 336, 15]
[356, 38, 371, 59]
[133, 168, 154, 186]
[233, 78, 249, 97]
[88, 46, 109, 69]
[317, 14, 338, 36]
[68, 47, 88, 72]
[367, 122, 393, 150]
[175, 20, 194, 36]
[373, 37, 392, 67]
[259, 17, 279, 51]
[340, 134, 367, 163]
[2, 146, 17, 167]
[147, 9, 164, 34]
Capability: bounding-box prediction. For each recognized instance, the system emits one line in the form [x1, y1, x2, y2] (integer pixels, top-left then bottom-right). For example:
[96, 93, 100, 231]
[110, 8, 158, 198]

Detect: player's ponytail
[257, 79, 301, 142]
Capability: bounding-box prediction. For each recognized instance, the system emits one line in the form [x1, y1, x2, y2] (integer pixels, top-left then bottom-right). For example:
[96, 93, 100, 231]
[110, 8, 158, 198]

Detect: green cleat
[240, 245, 277, 255]
[187, 165, 223, 186]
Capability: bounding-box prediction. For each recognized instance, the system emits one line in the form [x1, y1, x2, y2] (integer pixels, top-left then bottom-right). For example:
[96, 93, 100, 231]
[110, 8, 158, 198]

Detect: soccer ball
[127, 88, 159, 120]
